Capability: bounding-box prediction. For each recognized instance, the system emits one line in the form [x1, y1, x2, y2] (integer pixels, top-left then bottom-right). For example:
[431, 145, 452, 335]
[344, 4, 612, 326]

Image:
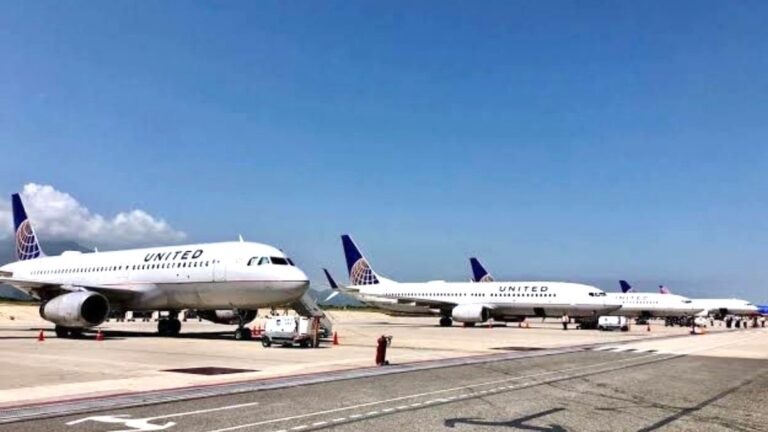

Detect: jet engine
[197, 309, 257, 325]
[40, 291, 110, 328]
[451, 304, 489, 323]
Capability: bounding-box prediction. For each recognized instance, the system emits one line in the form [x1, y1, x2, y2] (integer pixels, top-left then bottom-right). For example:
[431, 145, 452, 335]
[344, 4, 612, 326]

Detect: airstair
[290, 292, 333, 335]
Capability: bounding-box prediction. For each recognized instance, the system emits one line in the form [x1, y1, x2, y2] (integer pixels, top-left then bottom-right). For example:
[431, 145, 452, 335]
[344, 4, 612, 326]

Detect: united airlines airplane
[335, 235, 621, 327]
[656, 285, 759, 318]
[470, 261, 702, 319]
[0, 194, 309, 339]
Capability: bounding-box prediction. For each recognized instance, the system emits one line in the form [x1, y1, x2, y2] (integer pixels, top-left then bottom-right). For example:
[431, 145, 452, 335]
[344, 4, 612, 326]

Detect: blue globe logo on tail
[350, 258, 379, 286]
[11, 193, 44, 261]
[15, 219, 42, 261]
[341, 234, 379, 286]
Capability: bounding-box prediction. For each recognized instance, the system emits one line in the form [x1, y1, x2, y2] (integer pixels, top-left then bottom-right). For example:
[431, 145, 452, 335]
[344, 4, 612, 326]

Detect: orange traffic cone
[96, 329, 104, 341]
[332, 331, 339, 345]
[37, 329, 45, 342]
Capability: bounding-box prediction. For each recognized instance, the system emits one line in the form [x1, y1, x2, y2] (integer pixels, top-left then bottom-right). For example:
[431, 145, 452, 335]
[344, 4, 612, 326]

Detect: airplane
[336, 235, 622, 327]
[469, 260, 702, 319]
[656, 285, 759, 318]
[758, 305, 768, 316]
[0, 193, 310, 339]
[610, 280, 703, 318]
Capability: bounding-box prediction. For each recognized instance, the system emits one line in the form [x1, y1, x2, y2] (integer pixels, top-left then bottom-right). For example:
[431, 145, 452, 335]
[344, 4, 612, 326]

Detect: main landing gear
[158, 311, 182, 337]
[54, 325, 83, 338]
[233, 309, 253, 341]
[439, 316, 453, 327]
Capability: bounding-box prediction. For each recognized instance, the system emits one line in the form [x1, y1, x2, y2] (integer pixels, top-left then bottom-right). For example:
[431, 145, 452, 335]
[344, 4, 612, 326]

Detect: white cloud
[0, 183, 186, 247]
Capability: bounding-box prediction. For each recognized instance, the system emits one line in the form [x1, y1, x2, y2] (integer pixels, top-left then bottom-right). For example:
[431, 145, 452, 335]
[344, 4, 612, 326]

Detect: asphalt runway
[4, 331, 767, 432]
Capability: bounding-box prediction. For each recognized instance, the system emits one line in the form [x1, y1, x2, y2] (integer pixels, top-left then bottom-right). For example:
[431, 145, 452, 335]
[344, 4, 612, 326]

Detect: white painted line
[396, 405, 408, 410]
[365, 411, 379, 416]
[311, 421, 327, 426]
[290, 426, 307, 431]
[331, 418, 346, 423]
[349, 414, 362, 419]
[382, 408, 395, 413]
[148, 401, 261, 421]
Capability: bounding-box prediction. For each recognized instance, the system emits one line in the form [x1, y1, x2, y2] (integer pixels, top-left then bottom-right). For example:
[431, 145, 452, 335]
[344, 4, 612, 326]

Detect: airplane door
[213, 260, 226, 282]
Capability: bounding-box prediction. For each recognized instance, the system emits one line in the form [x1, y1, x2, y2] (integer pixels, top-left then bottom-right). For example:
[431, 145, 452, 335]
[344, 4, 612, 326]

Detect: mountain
[0, 239, 90, 300]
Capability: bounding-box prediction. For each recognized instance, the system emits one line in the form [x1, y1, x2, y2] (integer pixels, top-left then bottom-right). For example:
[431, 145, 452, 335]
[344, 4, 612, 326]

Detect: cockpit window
[258, 256, 270, 265]
[683, 299, 692, 303]
[247, 257, 259, 266]
[270, 257, 289, 265]
[589, 292, 606, 297]
[286, 258, 295, 266]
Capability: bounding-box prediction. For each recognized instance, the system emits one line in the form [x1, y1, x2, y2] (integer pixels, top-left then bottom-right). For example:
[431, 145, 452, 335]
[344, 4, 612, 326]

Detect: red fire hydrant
[376, 335, 393, 366]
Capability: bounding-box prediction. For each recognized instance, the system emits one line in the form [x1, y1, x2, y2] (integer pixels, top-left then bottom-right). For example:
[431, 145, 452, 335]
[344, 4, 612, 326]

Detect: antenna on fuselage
[238, 234, 244, 242]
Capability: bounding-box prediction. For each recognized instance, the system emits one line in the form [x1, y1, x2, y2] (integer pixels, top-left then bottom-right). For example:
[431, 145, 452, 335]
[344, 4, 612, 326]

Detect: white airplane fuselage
[0, 241, 309, 311]
[356, 280, 622, 319]
[690, 298, 759, 317]
[606, 292, 702, 317]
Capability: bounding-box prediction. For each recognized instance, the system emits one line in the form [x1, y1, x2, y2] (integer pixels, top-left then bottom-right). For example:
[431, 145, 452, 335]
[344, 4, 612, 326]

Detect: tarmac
[0, 304, 766, 431]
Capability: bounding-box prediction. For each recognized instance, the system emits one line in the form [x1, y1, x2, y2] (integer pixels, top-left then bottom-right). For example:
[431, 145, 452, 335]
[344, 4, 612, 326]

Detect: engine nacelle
[40, 291, 110, 328]
[197, 309, 257, 325]
[451, 304, 489, 323]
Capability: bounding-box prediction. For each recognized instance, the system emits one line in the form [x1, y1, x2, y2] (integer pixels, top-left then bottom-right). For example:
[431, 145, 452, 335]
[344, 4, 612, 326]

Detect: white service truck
[261, 315, 321, 348]
[598, 316, 630, 332]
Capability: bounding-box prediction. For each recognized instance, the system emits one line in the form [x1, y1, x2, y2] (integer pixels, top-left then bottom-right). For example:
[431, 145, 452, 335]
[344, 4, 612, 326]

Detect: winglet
[340, 234, 380, 285]
[323, 268, 339, 289]
[11, 193, 44, 261]
[469, 257, 494, 282]
[619, 280, 634, 293]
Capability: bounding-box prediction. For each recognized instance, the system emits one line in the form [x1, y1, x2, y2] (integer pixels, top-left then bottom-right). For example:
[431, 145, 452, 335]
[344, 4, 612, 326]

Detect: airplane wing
[0, 276, 139, 302]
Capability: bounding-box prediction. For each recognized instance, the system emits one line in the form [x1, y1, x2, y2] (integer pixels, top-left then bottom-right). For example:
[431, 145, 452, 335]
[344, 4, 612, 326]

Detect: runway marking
[65, 401, 261, 431]
[205, 332, 764, 432]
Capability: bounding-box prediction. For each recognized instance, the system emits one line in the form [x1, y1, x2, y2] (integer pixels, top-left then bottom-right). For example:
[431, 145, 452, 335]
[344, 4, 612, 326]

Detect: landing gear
[233, 309, 255, 341]
[54, 326, 84, 338]
[158, 312, 182, 337]
[234, 327, 252, 341]
[463, 322, 476, 327]
[439, 316, 453, 327]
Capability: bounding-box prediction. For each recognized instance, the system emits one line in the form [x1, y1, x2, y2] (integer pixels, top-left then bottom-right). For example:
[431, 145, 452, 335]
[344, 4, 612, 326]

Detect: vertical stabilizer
[340, 235, 380, 285]
[619, 280, 634, 293]
[11, 193, 44, 261]
[469, 257, 494, 282]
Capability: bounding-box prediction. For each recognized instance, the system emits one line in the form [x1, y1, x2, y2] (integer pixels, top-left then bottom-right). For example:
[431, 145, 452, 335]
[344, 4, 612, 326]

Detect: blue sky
[1, 2, 767, 301]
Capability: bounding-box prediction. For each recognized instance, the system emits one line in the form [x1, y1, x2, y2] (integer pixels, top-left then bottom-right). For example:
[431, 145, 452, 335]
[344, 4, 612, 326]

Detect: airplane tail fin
[341, 234, 381, 286]
[619, 280, 634, 293]
[11, 193, 44, 261]
[323, 268, 339, 289]
[469, 257, 494, 282]
[659, 285, 671, 294]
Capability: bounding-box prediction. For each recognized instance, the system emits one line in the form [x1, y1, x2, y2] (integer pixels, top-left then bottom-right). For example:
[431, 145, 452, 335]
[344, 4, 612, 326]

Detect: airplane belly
[194, 280, 307, 309]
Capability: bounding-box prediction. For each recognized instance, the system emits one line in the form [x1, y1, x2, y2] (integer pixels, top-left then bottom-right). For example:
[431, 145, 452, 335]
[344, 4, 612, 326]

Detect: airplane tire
[439, 317, 453, 327]
[261, 336, 271, 347]
[234, 328, 251, 341]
